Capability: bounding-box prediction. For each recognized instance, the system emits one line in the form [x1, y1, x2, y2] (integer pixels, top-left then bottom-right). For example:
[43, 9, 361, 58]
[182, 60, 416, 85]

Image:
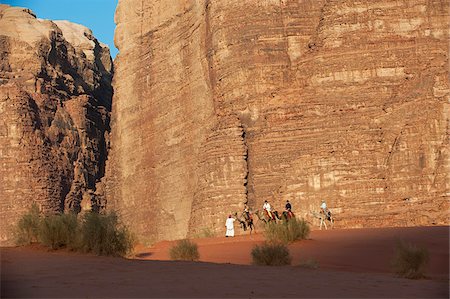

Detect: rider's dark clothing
[285, 202, 292, 211]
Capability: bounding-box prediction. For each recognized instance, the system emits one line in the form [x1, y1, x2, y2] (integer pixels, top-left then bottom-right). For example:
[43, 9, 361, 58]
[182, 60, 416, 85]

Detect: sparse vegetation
[251, 242, 292, 266]
[299, 258, 319, 269]
[169, 239, 200, 261]
[193, 227, 215, 238]
[200, 227, 215, 238]
[15, 206, 134, 257]
[78, 212, 134, 257]
[15, 203, 41, 245]
[264, 218, 310, 244]
[391, 241, 429, 279]
[38, 213, 78, 250]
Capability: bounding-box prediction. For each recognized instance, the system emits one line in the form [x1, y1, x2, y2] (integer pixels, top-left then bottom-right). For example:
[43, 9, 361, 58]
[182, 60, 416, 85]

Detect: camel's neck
[234, 213, 243, 222]
[255, 211, 264, 220]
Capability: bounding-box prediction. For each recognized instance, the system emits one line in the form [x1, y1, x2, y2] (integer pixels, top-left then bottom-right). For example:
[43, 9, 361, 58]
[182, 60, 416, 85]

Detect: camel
[254, 209, 281, 224]
[242, 211, 255, 234]
[233, 212, 255, 234]
[280, 211, 295, 221]
[310, 210, 334, 230]
[235, 212, 254, 234]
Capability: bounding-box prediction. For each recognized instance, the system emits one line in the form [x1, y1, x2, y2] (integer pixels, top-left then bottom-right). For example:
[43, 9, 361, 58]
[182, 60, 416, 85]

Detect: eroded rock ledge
[0, 5, 112, 244]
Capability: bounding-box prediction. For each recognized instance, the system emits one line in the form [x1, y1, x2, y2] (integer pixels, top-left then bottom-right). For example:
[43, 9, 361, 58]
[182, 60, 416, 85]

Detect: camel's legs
[320, 218, 327, 230]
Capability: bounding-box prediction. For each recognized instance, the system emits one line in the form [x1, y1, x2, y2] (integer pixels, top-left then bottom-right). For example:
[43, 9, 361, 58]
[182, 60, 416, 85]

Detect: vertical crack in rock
[307, 0, 330, 51]
[204, 0, 216, 108]
[241, 124, 249, 205]
[385, 129, 403, 169]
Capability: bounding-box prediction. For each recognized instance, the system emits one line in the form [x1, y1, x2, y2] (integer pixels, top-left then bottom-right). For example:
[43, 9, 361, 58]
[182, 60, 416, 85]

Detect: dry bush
[38, 213, 78, 250]
[15, 203, 41, 245]
[264, 218, 310, 244]
[78, 212, 135, 257]
[15, 207, 134, 257]
[299, 258, 319, 269]
[251, 242, 292, 266]
[193, 227, 215, 238]
[200, 228, 215, 238]
[169, 239, 200, 261]
[391, 241, 429, 279]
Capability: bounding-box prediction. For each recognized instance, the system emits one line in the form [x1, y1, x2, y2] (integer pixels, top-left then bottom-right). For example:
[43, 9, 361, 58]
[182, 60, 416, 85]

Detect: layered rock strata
[0, 5, 112, 244]
[110, 0, 449, 243]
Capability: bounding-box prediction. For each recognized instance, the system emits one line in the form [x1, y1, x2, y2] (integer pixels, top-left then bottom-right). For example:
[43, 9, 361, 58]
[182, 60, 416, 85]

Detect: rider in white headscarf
[321, 200, 330, 218]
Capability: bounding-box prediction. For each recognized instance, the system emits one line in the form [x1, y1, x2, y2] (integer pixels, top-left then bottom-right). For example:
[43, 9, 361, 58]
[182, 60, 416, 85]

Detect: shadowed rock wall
[0, 5, 112, 245]
[108, 0, 448, 243]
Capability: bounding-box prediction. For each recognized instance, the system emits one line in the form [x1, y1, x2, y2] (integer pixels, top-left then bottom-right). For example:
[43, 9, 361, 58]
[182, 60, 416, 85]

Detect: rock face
[0, 5, 112, 244]
[108, 0, 449, 243]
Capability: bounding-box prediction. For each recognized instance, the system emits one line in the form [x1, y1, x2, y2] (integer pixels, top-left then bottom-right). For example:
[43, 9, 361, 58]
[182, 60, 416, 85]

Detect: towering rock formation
[109, 0, 449, 243]
[0, 5, 112, 244]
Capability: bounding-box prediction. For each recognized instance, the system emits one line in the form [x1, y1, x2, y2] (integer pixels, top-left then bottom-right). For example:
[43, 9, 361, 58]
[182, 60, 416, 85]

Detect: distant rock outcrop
[0, 5, 112, 245]
[108, 0, 448, 244]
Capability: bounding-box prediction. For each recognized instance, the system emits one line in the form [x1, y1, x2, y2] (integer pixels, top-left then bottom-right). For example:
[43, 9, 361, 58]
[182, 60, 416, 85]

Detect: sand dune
[2, 226, 448, 298]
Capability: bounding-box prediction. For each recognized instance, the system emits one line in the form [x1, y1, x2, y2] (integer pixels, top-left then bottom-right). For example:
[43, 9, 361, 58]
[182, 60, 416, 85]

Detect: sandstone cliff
[108, 0, 449, 244]
[0, 5, 112, 244]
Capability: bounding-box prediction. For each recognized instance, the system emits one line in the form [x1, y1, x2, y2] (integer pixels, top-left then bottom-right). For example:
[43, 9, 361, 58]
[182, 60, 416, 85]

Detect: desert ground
[1, 226, 448, 298]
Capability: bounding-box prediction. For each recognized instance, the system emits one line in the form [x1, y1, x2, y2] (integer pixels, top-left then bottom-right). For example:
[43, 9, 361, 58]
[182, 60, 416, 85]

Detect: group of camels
[233, 207, 334, 234]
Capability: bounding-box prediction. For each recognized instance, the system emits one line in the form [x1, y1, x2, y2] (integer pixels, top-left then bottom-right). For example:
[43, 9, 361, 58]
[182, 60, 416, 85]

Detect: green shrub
[15, 207, 134, 257]
[264, 218, 310, 244]
[251, 242, 292, 266]
[391, 241, 429, 279]
[15, 203, 41, 245]
[38, 213, 78, 250]
[78, 212, 134, 257]
[169, 239, 200, 261]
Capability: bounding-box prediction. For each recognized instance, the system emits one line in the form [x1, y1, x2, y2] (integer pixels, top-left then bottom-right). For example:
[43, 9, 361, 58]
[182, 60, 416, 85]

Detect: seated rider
[244, 204, 252, 220]
[321, 200, 331, 219]
[285, 200, 293, 218]
[263, 200, 274, 220]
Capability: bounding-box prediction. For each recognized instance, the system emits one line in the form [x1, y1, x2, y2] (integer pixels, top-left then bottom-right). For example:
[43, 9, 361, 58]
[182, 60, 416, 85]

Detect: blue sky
[1, 0, 119, 58]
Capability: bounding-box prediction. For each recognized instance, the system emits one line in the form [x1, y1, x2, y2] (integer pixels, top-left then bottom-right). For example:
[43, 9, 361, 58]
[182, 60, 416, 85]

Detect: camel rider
[321, 200, 330, 219]
[244, 204, 252, 220]
[263, 200, 273, 220]
[285, 200, 293, 217]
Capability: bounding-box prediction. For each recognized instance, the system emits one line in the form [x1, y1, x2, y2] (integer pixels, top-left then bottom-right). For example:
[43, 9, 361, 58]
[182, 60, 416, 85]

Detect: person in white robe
[225, 215, 235, 237]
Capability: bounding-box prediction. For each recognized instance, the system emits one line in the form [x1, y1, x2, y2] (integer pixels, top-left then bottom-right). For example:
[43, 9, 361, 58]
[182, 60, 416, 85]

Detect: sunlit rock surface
[97, 1, 450, 243]
[0, 5, 113, 245]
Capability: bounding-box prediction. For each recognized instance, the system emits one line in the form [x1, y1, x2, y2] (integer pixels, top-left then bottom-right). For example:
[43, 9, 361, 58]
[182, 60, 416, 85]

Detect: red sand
[2, 226, 449, 298]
